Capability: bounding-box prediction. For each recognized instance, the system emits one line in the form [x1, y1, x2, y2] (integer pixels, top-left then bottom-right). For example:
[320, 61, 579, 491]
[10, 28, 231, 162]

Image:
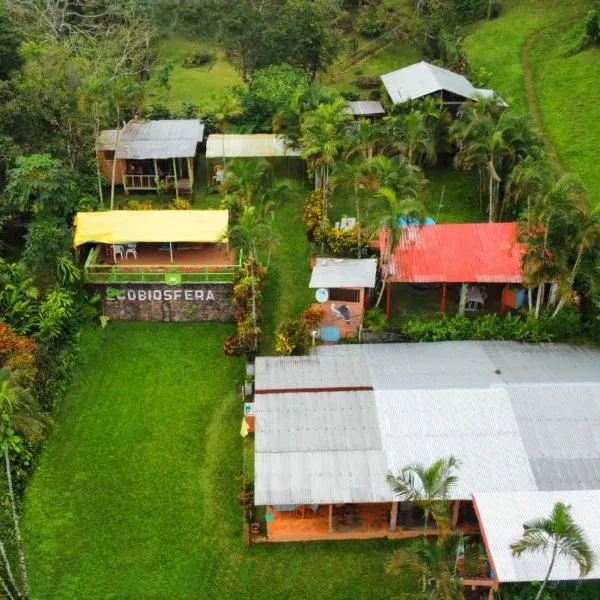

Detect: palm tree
[551, 207, 600, 317]
[453, 113, 542, 221]
[331, 158, 372, 257]
[385, 110, 437, 167]
[511, 502, 595, 600]
[347, 118, 385, 170]
[371, 154, 426, 199]
[220, 158, 272, 216]
[300, 98, 353, 219]
[387, 458, 459, 540]
[386, 532, 484, 600]
[370, 187, 425, 307]
[0, 367, 51, 600]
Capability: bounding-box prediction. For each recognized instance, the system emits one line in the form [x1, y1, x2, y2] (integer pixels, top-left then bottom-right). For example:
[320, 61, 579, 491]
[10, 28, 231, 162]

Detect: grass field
[22, 324, 405, 599]
[466, 0, 599, 205]
[152, 38, 244, 110]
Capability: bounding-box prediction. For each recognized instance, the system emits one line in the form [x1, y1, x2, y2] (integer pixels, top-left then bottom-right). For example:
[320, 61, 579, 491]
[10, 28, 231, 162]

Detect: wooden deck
[94, 243, 235, 269]
[263, 503, 480, 543]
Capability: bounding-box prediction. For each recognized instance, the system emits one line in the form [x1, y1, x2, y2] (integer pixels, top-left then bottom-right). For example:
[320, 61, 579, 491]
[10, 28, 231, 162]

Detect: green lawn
[23, 324, 405, 599]
[466, 0, 600, 205]
[528, 25, 600, 206]
[151, 38, 245, 110]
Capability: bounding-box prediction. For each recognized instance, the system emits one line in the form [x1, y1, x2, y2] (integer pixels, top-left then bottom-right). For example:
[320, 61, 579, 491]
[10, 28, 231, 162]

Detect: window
[328, 288, 360, 303]
[104, 150, 115, 160]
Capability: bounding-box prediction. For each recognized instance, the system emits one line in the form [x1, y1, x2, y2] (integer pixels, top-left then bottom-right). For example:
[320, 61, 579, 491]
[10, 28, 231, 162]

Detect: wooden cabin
[97, 119, 204, 197]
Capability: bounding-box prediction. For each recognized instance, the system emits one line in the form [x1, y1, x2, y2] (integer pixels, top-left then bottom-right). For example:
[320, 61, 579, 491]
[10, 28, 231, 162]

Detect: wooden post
[458, 283, 468, 316]
[441, 282, 447, 315]
[187, 157, 194, 189]
[328, 504, 333, 534]
[153, 159, 159, 194]
[169, 242, 173, 264]
[385, 282, 392, 318]
[451, 500, 460, 529]
[389, 501, 398, 532]
[172, 157, 179, 200]
[487, 587, 494, 600]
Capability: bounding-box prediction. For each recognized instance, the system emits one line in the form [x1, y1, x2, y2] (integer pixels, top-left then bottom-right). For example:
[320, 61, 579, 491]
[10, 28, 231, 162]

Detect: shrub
[364, 308, 388, 332]
[585, 10, 600, 46]
[354, 75, 381, 89]
[401, 307, 582, 344]
[357, 4, 387, 37]
[302, 305, 324, 331]
[454, 0, 501, 22]
[143, 103, 172, 120]
[183, 51, 216, 69]
[171, 198, 191, 210]
[125, 199, 153, 210]
[315, 225, 370, 257]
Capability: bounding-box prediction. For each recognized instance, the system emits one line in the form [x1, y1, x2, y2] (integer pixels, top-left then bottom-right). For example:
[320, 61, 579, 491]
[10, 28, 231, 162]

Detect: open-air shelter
[97, 119, 204, 197]
[380, 222, 525, 317]
[74, 210, 238, 284]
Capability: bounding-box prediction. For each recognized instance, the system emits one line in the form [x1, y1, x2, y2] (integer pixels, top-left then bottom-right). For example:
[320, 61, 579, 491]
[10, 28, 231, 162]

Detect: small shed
[97, 119, 204, 196]
[381, 61, 505, 107]
[346, 101, 386, 119]
[309, 258, 377, 339]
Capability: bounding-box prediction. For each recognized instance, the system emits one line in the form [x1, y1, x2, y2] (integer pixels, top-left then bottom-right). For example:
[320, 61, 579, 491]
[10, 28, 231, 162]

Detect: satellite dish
[315, 288, 329, 303]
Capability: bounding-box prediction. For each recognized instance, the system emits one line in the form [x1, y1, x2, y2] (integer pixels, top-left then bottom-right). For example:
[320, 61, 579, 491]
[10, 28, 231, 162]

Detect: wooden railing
[124, 174, 158, 189]
[83, 247, 241, 284]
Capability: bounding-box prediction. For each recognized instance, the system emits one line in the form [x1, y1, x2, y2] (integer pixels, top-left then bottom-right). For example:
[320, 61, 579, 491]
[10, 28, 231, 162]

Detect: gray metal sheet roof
[509, 384, 600, 491]
[474, 490, 600, 582]
[347, 101, 386, 117]
[98, 120, 204, 159]
[309, 258, 378, 289]
[254, 355, 371, 392]
[377, 388, 537, 500]
[255, 342, 600, 506]
[381, 61, 503, 105]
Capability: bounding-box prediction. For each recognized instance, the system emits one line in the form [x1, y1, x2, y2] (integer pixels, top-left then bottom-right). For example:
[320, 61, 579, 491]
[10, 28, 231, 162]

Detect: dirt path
[520, 16, 585, 172]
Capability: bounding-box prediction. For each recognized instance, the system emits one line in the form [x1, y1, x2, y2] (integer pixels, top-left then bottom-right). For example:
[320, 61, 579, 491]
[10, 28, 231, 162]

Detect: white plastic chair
[125, 243, 137, 260]
[113, 244, 125, 260]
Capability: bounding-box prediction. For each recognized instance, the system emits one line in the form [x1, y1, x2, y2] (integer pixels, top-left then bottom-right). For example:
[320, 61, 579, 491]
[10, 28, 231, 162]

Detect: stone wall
[99, 283, 234, 322]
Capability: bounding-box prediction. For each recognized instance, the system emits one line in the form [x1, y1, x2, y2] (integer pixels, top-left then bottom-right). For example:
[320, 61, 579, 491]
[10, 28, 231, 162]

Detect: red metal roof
[382, 222, 524, 283]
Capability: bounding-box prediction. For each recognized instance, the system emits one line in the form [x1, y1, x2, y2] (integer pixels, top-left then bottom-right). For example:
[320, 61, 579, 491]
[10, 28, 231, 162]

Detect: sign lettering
[107, 287, 217, 302]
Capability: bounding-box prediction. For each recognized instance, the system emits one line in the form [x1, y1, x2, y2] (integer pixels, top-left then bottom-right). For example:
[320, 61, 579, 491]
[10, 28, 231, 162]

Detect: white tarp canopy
[205, 134, 301, 159]
[474, 490, 600, 583]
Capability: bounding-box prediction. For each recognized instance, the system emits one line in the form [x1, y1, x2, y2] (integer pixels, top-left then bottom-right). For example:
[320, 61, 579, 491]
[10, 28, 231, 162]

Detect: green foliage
[0, 7, 22, 79]
[503, 581, 600, 600]
[183, 51, 216, 69]
[401, 307, 582, 343]
[454, 0, 501, 23]
[585, 10, 600, 46]
[241, 64, 309, 131]
[22, 217, 73, 281]
[364, 308, 388, 331]
[3, 154, 79, 218]
[143, 102, 172, 120]
[356, 4, 388, 38]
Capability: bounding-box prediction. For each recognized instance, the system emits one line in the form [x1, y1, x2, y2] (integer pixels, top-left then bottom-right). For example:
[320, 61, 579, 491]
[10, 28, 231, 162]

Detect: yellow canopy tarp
[73, 210, 229, 247]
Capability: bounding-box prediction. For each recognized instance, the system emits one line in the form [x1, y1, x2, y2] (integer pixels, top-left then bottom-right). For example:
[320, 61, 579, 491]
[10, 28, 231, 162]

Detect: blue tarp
[398, 216, 435, 226]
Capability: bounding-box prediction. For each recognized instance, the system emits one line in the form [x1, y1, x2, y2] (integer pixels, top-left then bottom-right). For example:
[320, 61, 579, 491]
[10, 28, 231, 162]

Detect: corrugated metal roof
[255, 342, 600, 506]
[309, 258, 377, 289]
[377, 388, 537, 500]
[383, 223, 525, 283]
[205, 134, 300, 158]
[474, 490, 600, 582]
[381, 61, 504, 105]
[254, 391, 391, 505]
[98, 120, 204, 159]
[347, 101, 386, 116]
[509, 384, 600, 491]
[254, 355, 371, 392]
